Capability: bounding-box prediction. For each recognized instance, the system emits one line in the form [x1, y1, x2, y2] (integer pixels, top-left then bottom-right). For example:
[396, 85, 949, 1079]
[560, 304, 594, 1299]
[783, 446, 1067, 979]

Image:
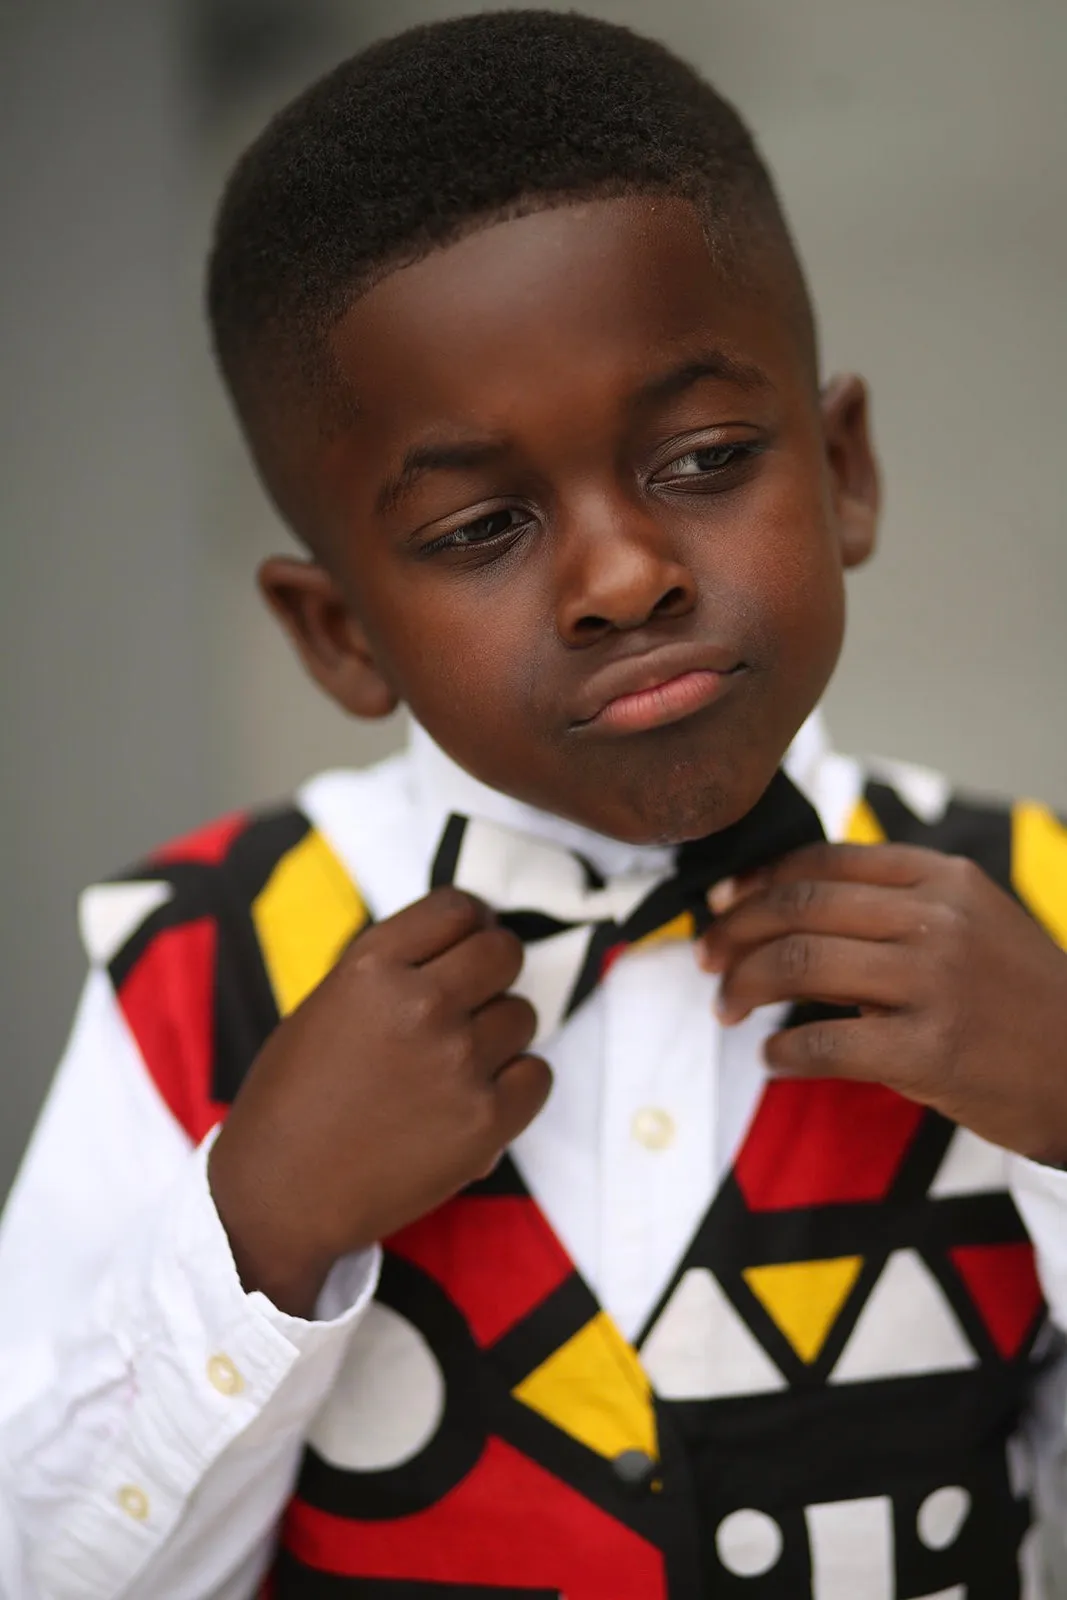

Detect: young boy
[2, 11, 1066, 1598]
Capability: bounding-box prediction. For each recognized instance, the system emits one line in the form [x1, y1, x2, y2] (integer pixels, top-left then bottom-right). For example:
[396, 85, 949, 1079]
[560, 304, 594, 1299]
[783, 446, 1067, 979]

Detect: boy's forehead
[326, 195, 801, 430]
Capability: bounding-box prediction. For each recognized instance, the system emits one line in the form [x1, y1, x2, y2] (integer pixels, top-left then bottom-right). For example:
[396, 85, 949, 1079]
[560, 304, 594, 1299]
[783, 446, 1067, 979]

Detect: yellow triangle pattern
[743, 1257, 864, 1363]
[632, 910, 696, 952]
[845, 797, 886, 846]
[513, 1311, 657, 1462]
[252, 829, 369, 1016]
[1013, 801, 1067, 950]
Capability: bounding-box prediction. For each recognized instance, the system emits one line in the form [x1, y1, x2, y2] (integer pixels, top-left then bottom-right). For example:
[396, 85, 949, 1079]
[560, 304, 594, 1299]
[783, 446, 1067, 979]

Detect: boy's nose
[554, 503, 698, 645]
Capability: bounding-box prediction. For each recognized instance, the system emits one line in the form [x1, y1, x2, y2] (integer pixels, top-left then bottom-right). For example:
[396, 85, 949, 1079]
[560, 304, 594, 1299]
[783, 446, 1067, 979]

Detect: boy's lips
[570, 644, 746, 735]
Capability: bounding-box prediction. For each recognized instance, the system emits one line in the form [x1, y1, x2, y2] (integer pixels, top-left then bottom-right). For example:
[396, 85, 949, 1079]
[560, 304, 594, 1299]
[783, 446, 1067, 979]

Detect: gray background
[2, 0, 1065, 1199]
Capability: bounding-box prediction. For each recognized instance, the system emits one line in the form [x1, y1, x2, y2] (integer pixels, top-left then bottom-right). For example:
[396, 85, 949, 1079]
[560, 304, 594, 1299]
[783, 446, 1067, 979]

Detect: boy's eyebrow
[376, 438, 508, 515]
[375, 350, 769, 515]
[630, 349, 772, 410]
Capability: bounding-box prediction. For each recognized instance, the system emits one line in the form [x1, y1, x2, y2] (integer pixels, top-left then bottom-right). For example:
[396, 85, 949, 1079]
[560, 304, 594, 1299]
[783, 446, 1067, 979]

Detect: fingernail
[715, 996, 736, 1025]
[708, 878, 737, 915]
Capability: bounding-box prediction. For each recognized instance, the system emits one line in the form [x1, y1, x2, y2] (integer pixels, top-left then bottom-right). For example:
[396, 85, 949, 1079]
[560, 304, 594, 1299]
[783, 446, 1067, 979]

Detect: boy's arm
[0, 884, 547, 1600]
[702, 837, 1067, 1541]
[0, 968, 380, 1600]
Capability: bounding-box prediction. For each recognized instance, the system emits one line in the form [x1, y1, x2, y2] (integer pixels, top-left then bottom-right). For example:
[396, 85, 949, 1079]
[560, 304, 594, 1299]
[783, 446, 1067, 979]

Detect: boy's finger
[715, 932, 907, 1025]
[490, 1052, 554, 1142]
[763, 1014, 899, 1081]
[700, 879, 917, 970]
[752, 840, 938, 890]
[427, 923, 525, 1012]
[358, 887, 493, 967]
[471, 992, 539, 1073]
[704, 839, 936, 922]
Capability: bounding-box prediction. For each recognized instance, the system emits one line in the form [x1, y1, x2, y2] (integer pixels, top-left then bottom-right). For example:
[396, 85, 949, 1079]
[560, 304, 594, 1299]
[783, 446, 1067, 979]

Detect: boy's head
[207, 10, 879, 845]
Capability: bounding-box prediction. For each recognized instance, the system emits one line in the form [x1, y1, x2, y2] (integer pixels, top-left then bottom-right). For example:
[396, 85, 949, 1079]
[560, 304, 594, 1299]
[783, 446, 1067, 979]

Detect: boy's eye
[453, 508, 523, 543]
[656, 443, 749, 481]
[426, 507, 530, 554]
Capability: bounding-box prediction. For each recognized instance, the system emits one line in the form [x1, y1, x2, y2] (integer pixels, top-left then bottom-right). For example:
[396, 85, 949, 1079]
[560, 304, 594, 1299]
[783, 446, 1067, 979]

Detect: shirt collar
[408, 710, 831, 880]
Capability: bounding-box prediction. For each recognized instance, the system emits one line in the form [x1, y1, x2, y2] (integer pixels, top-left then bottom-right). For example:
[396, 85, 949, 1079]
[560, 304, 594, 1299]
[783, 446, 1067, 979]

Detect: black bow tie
[431, 770, 826, 1043]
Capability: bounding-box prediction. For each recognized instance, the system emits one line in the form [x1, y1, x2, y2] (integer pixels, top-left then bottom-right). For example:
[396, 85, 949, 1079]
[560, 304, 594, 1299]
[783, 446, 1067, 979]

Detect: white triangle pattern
[78, 880, 174, 965]
[641, 1267, 786, 1400]
[929, 1127, 1008, 1198]
[830, 1250, 976, 1384]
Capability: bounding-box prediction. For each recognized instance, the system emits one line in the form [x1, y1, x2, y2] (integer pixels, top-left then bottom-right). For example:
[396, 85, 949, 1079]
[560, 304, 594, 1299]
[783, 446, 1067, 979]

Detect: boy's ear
[258, 556, 399, 720]
[820, 374, 880, 570]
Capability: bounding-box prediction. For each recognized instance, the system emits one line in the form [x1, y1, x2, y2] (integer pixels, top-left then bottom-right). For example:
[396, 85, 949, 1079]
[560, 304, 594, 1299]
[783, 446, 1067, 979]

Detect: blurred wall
[3, 0, 1066, 1198]
[0, 2, 213, 1194]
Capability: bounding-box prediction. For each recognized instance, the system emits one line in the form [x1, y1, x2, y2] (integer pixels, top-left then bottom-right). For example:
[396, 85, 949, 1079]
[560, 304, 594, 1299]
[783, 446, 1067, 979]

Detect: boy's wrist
[208, 1139, 338, 1320]
[226, 1231, 333, 1321]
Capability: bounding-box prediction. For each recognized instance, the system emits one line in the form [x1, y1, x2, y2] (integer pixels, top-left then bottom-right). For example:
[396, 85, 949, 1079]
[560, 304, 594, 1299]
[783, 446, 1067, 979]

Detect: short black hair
[207, 9, 813, 449]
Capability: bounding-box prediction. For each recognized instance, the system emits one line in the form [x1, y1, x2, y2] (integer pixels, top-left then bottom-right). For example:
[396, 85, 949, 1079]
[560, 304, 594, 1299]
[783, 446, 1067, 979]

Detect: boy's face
[263, 196, 878, 843]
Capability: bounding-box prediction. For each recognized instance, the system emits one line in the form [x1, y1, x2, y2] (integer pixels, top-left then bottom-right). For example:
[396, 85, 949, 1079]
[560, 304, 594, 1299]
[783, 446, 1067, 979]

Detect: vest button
[612, 1448, 657, 1492]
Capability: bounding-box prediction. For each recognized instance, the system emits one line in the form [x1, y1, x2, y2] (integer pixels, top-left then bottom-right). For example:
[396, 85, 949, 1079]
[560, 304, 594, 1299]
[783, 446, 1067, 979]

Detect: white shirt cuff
[23, 1130, 379, 1598]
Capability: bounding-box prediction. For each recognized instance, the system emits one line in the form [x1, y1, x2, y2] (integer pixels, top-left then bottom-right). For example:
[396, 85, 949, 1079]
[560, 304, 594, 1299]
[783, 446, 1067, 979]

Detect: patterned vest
[98, 775, 1067, 1599]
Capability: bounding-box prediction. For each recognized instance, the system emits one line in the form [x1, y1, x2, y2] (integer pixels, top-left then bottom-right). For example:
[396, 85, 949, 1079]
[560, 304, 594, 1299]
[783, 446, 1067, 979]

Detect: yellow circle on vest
[631, 1107, 676, 1150]
[117, 1484, 150, 1521]
[207, 1353, 244, 1396]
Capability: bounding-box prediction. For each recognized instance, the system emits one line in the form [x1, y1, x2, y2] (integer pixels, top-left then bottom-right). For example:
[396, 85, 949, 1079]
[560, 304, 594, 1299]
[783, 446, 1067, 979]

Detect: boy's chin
[561, 756, 780, 847]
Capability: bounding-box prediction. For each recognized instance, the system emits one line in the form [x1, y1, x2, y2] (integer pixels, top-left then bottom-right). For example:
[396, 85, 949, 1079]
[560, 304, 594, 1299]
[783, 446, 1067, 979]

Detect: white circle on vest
[308, 1301, 445, 1471]
[917, 1485, 971, 1550]
[715, 1508, 784, 1576]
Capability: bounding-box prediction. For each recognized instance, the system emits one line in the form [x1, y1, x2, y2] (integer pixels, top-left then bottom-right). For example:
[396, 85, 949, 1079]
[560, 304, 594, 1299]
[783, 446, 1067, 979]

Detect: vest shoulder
[853, 760, 1067, 947]
[79, 803, 319, 962]
[79, 803, 371, 1140]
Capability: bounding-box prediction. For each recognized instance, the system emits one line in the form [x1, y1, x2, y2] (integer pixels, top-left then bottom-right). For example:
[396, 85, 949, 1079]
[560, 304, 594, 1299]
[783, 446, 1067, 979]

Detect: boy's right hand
[207, 888, 550, 1317]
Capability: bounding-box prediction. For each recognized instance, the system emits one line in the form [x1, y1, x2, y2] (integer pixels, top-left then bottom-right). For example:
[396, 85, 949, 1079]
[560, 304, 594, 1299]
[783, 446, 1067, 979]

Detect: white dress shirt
[1, 715, 1066, 1599]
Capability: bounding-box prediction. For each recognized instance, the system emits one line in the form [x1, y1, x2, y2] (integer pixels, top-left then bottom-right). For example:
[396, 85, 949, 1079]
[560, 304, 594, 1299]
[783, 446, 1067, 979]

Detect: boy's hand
[208, 888, 550, 1317]
[700, 843, 1067, 1167]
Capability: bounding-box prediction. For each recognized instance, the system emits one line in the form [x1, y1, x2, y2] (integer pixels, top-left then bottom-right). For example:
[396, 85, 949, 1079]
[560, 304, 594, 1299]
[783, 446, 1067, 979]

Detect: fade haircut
[207, 9, 815, 453]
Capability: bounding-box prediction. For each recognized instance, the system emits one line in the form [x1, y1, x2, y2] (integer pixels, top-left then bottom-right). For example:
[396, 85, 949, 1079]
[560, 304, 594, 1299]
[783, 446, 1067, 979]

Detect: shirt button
[612, 1449, 657, 1494]
[631, 1107, 676, 1150]
[117, 1484, 150, 1521]
[207, 1353, 244, 1396]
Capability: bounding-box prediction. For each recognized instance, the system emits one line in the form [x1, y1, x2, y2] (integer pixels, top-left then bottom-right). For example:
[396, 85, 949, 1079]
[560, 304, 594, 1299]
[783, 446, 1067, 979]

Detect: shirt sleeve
[1010, 1155, 1067, 1586]
[1012, 1158, 1067, 1336]
[0, 969, 380, 1600]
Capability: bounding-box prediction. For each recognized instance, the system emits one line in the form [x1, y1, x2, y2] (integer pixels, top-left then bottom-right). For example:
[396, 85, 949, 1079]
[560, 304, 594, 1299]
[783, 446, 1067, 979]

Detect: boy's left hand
[700, 843, 1067, 1166]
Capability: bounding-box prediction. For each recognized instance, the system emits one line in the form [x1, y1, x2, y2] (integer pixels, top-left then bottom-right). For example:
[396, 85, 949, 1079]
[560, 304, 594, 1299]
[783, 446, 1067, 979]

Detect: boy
[2, 9, 1067, 1597]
